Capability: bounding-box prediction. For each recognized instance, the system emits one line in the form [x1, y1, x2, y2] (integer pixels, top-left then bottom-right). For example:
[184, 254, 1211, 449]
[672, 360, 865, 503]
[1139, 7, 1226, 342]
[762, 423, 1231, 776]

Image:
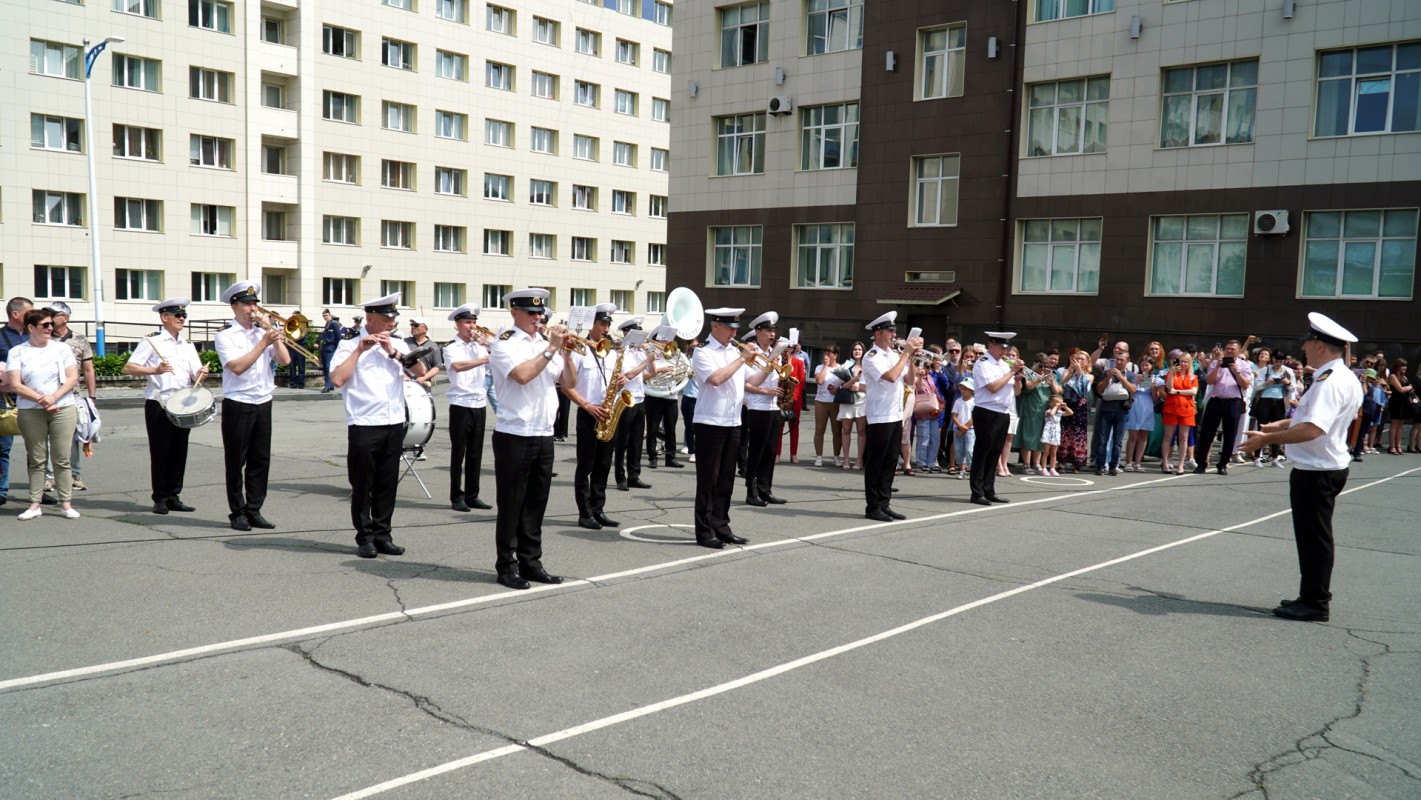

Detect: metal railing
[66, 318, 234, 353]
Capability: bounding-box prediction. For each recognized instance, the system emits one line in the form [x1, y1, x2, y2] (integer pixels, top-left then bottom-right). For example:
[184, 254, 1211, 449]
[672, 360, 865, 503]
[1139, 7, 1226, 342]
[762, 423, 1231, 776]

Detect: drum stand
[398, 446, 432, 499]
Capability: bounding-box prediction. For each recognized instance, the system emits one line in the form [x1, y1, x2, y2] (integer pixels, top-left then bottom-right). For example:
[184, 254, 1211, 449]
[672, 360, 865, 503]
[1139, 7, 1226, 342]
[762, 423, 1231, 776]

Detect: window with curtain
[1148, 214, 1249, 296]
[912, 155, 960, 227]
[721, 2, 769, 67]
[801, 103, 860, 170]
[795, 224, 855, 289]
[919, 25, 966, 100]
[1018, 218, 1102, 294]
[1314, 43, 1421, 137]
[1160, 60, 1257, 147]
[1026, 77, 1109, 156]
[1301, 209, 1417, 299]
[807, 0, 864, 55]
[715, 113, 766, 176]
[1035, 0, 1114, 23]
[711, 226, 763, 287]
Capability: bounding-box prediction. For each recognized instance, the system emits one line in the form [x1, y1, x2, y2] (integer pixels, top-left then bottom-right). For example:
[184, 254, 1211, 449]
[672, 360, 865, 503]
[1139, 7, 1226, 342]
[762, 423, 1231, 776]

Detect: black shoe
[865, 509, 893, 521]
[167, 499, 196, 512]
[41, 493, 58, 506]
[554, 436, 567, 442]
[1218, 465, 1229, 476]
[737, 469, 745, 478]
[551, 472, 559, 478]
[746, 496, 768, 507]
[665, 459, 685, 468]
[322, 386, 333, 394]
[357, 543, 378, 558]
[230, 515, 252, 532]
[152, 502, 170, 515]
[1279, 598, 1300, 608]
[374, 541, 405, 556]
[763, 493, 787, 505]
[697, 538, 726, 549]
[498, 572, 530, 590]
[593, 511, 620, 528]
[1108, 467, 1118, 476]
[246, 513, 276, 530]
[0, 496, 6, 506]
[628, 478, 652, 489]
[1095, 468, 1105, 476]
[970, 497, 991, 506]
[1192, 465, 1206, 475]
[647, 459, 658, 469]
[521, 565, 563, 584]
[1272, 603, 1328, 622]
[717, 532, 748, 545]
[452, 500, 471, 512]
[884, 508, 907, 520]
[986, 495, 1009, 504]
[578, 516, 602, 530]
[470, 498, 492, 510]
[616, 482, 629, 491]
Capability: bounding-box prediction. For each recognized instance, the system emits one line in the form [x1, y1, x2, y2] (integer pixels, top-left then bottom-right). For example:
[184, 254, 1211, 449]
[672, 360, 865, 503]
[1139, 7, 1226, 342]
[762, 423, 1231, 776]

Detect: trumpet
[731, 338, 787, 372]
[251, 306, 320, 361]
[538, 323, 615, 356]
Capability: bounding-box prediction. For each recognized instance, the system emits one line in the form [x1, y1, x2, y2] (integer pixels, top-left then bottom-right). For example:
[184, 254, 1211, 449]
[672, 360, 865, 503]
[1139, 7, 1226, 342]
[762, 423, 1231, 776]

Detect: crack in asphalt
[288, 641, 682, 799]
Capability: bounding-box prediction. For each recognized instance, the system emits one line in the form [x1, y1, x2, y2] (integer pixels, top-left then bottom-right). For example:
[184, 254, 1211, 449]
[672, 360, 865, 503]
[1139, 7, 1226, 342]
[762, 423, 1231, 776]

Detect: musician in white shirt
[860, 312, 921, 521]
[741, 311, 786, 507]
[613, 317, 657, 491]
[969, 332, 1023, 506]
[443, 304, 492, 513]
[123, 298, 208, 515]
[561, 303, 624, 531]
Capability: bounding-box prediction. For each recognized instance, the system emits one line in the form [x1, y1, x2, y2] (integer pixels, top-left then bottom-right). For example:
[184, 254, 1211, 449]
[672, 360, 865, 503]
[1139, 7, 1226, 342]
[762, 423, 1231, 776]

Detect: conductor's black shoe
[970, 497, 991, 506]
[578, 516, 602, 530]
[628, 478, 652, 489]
[1192, 465, 1207, 474]
[374, 541, 405, 556]
[470, 498, 492, 510]
[884, 507, 907, 520]
[452, 500, 471, 512]
[246, 513, 276, 530]
[865, 509, 893, 522]
[592, 511, 620, 528]
[616, 482, 630, 491]
[697, 538, 726, 550]
[745, 496, 768, 507]
[763, 494, 787, 505]
[521, 565, 564, 584]
[357, 543, 378, 558]
[1218, 465, 1229, 476]
[717, 532, 748, 545]
[986, 495, 1009, 504]
[665, 459, 685, 468]
[167, 499, 196, 512]
[230, 515, 252, 531]
[1272, 603, 1328, 622]
[152, 502, 170, 515]
[497, 572, 530, 590]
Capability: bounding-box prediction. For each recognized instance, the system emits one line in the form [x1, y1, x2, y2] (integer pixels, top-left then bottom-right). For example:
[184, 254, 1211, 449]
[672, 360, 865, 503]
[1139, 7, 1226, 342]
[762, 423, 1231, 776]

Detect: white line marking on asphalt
[1019, 476, 1094, 486]
[619, 524, 699, 544]
[328, 467, 1420, 799]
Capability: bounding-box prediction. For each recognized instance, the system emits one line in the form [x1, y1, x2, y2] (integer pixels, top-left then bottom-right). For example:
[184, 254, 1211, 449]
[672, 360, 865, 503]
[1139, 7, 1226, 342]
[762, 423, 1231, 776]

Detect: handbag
[913, 375, 941, 415]
[0, 394, 19, 437]
[833, 386, 855, 404]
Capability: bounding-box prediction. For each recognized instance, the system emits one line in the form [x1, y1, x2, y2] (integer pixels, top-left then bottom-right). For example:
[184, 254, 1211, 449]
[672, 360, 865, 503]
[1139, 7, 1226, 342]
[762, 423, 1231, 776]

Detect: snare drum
[402, 381, 436, 451]
[164, 386, 217, 429]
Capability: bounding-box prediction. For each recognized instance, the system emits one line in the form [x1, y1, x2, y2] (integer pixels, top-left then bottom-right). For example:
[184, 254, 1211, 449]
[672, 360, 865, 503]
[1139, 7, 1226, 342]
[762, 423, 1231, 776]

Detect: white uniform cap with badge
[741, 329, 758, 342]
[865, 311, 898, 332]
[221, 280, 261, 304]
[447, 303, 481, 321]
[617, 316, 645, 332]
[705, 307, 746, 328]
[361, 292, 402, 318]
[503, 287, 551, 314]
[593, 302, 618, 323]
[748, 311, 779, 330]
[1304, 312, 1358, 347]
[152, 297, 191, 315]
[985, 331, 1017, 345]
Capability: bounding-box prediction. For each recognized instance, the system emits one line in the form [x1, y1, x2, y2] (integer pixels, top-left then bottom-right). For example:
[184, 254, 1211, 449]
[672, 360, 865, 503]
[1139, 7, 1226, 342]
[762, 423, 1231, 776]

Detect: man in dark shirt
[319, 309, 343, 393]
[402, 317, 443, 390]
[1, 297, 36, 506]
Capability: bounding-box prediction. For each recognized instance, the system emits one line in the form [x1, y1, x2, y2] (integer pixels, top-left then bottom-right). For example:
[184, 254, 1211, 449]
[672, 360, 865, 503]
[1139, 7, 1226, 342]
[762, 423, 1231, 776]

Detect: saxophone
[595, 342, 634, 442]
[776, 363, 799, 415]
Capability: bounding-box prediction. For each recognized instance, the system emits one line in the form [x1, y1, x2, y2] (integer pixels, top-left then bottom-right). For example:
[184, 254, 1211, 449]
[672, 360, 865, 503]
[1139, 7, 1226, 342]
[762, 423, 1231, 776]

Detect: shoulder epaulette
[498, 330, 515, 340]
[146, 331, 162, 337]
[1315, 369, 1332, 381]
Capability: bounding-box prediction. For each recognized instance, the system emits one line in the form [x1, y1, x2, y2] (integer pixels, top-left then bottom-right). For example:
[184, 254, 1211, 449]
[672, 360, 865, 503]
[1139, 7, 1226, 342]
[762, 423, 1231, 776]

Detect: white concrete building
[2, 0, 674, 344]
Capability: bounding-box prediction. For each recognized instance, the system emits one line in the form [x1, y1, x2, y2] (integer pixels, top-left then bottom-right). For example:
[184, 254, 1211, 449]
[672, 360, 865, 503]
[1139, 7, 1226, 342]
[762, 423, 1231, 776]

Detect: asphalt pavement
[1, 390, 1417, 800]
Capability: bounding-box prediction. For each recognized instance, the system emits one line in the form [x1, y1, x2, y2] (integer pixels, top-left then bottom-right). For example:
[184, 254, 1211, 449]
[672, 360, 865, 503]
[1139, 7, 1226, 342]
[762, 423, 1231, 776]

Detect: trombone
[252, 306, 320, 361]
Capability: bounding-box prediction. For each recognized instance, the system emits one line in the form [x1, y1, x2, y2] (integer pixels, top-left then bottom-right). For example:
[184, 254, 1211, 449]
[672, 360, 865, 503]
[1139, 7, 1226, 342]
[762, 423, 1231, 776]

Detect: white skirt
[837, 394, 866, 420]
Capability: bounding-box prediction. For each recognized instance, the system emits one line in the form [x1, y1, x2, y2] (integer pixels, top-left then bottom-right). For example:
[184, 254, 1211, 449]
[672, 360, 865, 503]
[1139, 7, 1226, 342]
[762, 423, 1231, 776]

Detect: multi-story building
[2, 0, 674, 345]
[668, 0, 1420, 355]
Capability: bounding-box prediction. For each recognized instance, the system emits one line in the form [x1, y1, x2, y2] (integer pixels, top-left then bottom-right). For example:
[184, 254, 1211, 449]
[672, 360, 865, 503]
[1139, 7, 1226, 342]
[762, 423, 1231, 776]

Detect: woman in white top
[5, 309, 80, 519]
[812, 345, 843, 466]
[836, 342, 869, 470]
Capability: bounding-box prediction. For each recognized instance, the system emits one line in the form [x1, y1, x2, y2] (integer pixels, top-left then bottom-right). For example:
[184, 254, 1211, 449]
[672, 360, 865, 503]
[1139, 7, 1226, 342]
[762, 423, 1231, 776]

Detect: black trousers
[863, 420, 901, 514]
[574, 408, 615, 517]
[738, 407, 750, 471]
[1196, 396, 1244, 468]
[743, 408, 780, 499]
[220, 399, 271, 518]
[554, 390, 571, 438]
[693, 423, 739, 542]
[681, 396, 698, 454]
[448, 404, 487, 503]
[348, 424, 403, 545]
[644, 396, 678, 460]
[1289, 467, 1348, 610]
[289, 351, 306, 388]
[492, 431, 554, 575]
[144, 399, 192, 505]
[614, 402, 646, 483]
[970, 407, 1010, 500]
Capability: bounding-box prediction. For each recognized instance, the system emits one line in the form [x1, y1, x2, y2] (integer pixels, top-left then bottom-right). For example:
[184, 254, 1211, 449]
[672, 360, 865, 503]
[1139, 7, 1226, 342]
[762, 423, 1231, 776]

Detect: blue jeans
[913, 418, 940, 469]
[953, 428, 975, 467]
[0, 434, 11, 497]
[320, 346, 336, 390]
[1095, 410, 1129, 470]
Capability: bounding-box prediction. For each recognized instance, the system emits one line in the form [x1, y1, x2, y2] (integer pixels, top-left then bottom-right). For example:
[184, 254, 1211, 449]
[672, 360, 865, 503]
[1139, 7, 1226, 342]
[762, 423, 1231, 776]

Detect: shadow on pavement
[346, 558, 499, 585]
[1074, 590, 1274, 619]
[222, 536, 352, 555]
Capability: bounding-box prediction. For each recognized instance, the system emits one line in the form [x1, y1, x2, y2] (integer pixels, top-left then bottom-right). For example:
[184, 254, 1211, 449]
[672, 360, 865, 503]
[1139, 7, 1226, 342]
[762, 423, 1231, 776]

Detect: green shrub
[91, 353, 131, 377]
[199, 350, 223, 373]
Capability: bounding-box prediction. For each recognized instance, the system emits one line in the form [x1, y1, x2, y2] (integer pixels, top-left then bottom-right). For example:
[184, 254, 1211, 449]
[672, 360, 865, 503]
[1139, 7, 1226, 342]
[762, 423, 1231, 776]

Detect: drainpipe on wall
[994, 2, 1028, 331]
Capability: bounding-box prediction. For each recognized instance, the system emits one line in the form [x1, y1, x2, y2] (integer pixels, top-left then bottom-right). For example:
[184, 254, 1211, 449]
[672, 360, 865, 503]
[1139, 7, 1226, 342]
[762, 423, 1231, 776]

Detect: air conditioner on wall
[767, 96, 793, 115]
[1254, 210, 1290, 235]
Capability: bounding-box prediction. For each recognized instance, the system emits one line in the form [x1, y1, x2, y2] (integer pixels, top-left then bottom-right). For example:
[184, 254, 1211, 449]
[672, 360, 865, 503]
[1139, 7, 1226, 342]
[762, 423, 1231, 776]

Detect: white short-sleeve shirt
[744, 358, 781, 412]
[972, 353, 1015, 414]
[691, 337, 746, 427]
[6, 341, 77, 409]
[489, 327, 565, 437]
[129, 331, 204, 402]
[330, 328, 411, 426]
[861, 345, 904, 424]
[622, 349, 649, 404]
[215, 320, 277, 405]
[443, 336, 489, 409]
[1286, 357, 1363, 471]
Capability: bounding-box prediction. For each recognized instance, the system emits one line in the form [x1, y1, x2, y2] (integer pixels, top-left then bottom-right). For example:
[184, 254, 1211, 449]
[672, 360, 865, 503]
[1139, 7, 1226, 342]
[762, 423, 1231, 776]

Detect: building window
[612, 190, 635, 215]
[912, 155, 960, 227]
[383, 101, 416, 132]
[1302, 209, 1417, 299]
[383, 0, 414, 9]
[486, 61, 514, 91]
[34, 266, 86, 301]
[532, 71, 558, 99]
[190, 0, 233, 32]
[571, 237, 596, 262]
[485, 119, 513, 147]
[322, 90, 359, 123]
[381, 159, 416, 190]
[115, 197, 161, 232]
[483, 229, 511, 256]
[323, 26, 359, 59]
[381, 220, 414, 249]
[529, 233, 556, 259]
[31, 114, 83, 153]
[438, 0, 468, 24]
[192, 272, 235, 303]
[575, 80, 600, 107]
[807, 0, 864, 55]
[191, 204, 235, 237]
[721, 2, 769, 67]
[435, 110, 468, 140]
[571, 287, 597, 307]
[654, 2, 671, 25]
[1019, 218, 1102, 294]
[646, 291, 666, 313]
[262, 18, 284, 44]
[262, 210, 288, 241]
[189, 67, 233, 103]
[381, 38, 415, 71]
[434, 225, 466, 253]
[1161, 59, 1257, 147]
[573, 134, 599, 161]
[261, 143, 286, 175]
[613, 141, 637, 166]
[648, 243, 666, 267]
[1315, 43, 1421, 137]
[434, 282, 465, 307]
[531, 127, 557, 154]
[323, 215, 359, 245]
[711, 226, 763, 287]
[533, 17, 560, 46]
[115, 269, 162, 302]
[113, 55, 161, 92]
[649, 195, 668, 219]
[1148, 214, 1248, 296]
[32, 190, 85, 226]
[324, 278, 357, 305]
[260, 82, 285, 109]
[114, 125, 160, 161]
[529, 179, 555, 206]
[1035, 0, 1114, 22]
[435, 166, 467, 196]
[650, 148, 668, 172]
[1027, 76, 1109, 156]
[716, 113, 766, 176]
[652, 97, 670, 122]
[190, 135, 235, 169]
[653, 48, 671, 74]
[614, 89, 639, 116]
[795, 224, 855, 289]
[436, 50, 467, 80]
[576, 28, 601, 56]
[801, 103, 859, 170]
[487, 4, 514, 34]
[616, 39, 640, 66]
[610, 289, 634, 311]
[613, 0, 637, 16]
[611, 241, 634, 264]
[482, 283, 512, 308]
[324, 152, 360, 184]
[115, 0, 160, 19]
[572, 185, 597, 211]
[483, 173, 512, 201]
[919, 25, 966, 100]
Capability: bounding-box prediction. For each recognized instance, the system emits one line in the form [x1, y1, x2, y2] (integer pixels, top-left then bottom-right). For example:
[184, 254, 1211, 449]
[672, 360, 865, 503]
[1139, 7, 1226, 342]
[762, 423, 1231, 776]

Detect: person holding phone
[1194, 339, 1253, 475]
[1250, 347, 1293, 467]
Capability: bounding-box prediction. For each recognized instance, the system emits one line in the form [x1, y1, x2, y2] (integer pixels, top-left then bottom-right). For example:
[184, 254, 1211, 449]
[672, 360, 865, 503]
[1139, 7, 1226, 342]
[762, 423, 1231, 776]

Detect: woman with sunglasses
[5, 309, 80, 519]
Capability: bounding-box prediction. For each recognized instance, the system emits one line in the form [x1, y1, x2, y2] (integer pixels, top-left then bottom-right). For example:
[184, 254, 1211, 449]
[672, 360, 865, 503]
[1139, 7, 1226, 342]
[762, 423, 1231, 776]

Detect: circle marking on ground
[1020, 476, 1094, 487]
[620, 523, 698, 544]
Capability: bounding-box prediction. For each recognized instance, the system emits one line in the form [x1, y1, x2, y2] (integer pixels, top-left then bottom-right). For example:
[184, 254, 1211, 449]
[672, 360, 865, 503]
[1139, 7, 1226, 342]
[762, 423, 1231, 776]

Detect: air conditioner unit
[767, 96, 793, 115]
[1254, 210, 1290, 235]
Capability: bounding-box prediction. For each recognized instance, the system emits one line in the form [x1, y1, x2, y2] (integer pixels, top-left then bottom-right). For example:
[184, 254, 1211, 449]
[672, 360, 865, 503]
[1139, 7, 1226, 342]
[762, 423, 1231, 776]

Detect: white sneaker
[679, 446, 689, 454]
[814, 456, 824, 467]
[834, 456, 842, 466]
[955, 471, 964, 480]
[1184, 459, 1198, 470]
[1254, 458, 1265, 468]
[18, 507, 42, 520]
[689, 455, 696, 463]
[60, 507, 81, 519]
[1274, 458, 1286, 468]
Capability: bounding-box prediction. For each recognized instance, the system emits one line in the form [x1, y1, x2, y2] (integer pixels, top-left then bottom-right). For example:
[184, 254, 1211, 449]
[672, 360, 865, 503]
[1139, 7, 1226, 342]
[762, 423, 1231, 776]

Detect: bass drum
[402, 381, 436, 451]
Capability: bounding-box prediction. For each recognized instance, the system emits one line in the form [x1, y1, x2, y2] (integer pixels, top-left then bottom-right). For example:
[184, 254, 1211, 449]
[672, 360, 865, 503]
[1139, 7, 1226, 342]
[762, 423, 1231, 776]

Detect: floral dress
[1056, 369, 1092, 469]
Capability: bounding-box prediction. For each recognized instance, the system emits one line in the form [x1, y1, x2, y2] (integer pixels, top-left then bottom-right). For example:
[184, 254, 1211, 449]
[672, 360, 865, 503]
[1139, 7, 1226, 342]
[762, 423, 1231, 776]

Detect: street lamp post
[82, 35, 124, 357]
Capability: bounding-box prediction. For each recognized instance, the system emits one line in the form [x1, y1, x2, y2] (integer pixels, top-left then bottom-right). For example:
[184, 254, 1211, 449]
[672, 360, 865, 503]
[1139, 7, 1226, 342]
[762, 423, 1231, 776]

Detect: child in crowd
[951, 381, 975, 479]
[1354, 369, 1387, 460]
[1041, 392, 1073, 477]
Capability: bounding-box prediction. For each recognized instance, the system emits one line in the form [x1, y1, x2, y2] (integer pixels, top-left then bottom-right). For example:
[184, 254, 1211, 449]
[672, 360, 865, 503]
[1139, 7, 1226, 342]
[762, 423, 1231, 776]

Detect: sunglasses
[948, 348, 961, 353]
[167, 312, 189, 319]
[38, 322, 55, 329]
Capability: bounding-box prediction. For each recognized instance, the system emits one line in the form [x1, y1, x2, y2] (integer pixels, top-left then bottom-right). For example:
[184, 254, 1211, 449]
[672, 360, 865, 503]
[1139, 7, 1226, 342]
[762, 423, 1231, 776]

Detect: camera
[1221, 356, 1235, 367]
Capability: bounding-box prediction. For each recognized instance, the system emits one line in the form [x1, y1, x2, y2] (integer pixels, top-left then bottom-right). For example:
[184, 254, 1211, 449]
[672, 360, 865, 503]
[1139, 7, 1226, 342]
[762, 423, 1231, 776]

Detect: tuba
[595, 340, 633, 442]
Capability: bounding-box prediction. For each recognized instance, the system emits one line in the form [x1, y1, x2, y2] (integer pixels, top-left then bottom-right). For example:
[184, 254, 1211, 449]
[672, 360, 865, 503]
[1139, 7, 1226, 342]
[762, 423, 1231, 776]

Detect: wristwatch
[542, 349, 555, 360]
